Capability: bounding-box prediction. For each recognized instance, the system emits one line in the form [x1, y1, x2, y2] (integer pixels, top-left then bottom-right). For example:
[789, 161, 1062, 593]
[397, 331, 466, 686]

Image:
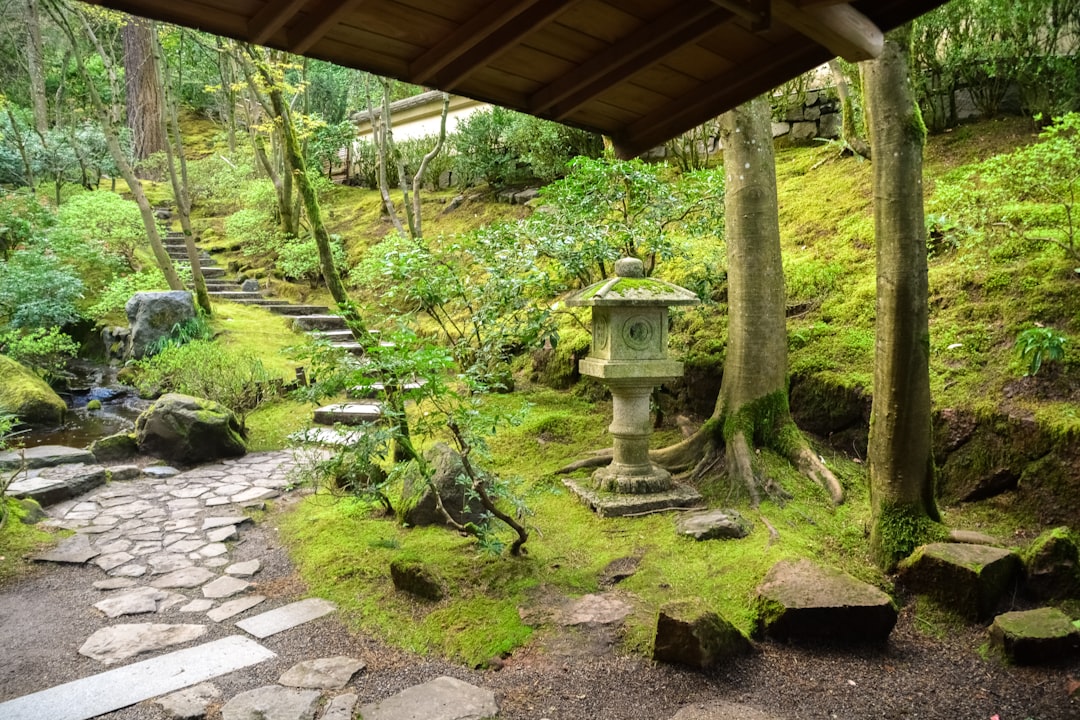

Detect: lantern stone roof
[567, 258, 700, 307]
[78, 0, 947, 158]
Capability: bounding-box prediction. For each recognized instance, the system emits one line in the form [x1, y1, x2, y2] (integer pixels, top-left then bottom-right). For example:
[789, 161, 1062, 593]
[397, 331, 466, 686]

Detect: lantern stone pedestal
[564, 258, 704, 517]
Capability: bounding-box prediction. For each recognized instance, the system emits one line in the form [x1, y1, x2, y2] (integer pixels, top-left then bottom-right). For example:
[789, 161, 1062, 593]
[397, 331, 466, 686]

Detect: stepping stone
[563, 593, 634, 626]
[989, 607, 1080, 664]
[321, 693, 358, 720]
[0, 445, 94, 470]
[93, 587, 184, 618]
[0, 636, 275, 720]
[669, 701, 789, 720]
[156, 682, 221, 720]
[278, 656, 365, 689]
[231, 487, 279, 503]
[204, 557, 230, 568]
[226, 560, 261, 577]
[756, 559, 897, 641]
[167, 539, 207, 553]
[313, 403, 384, 426]
[170, 486, 210, 499]
[181, 599, 216, 613]
[206, 497, 231, 507]
[32, 533, 99, 564]
[676, 509, 753, 540]
[143, 466, 181, 478]
[198, 542, 229, 558]
[82, 524, 117, 534]
[95, 539, 132, 555]
[203, 515, 251, 530]
[208, 595, 266, 622]
[94, 578, 138, 591]
[152, 567, 216, 589]
[109, 564, 148, 578]
[359, 676, 498, 720]
[79, 623, 208, 664]
[221, 686, 321, 720]
[207, 525, 238, 542]
[203, 576, 252, 599]
[653, 598, 752, 669]
[149, 553, 195, 574]
[898, 543, 1021, 620]
[236, 598, 337, 639]
[93, 552, 135, 572]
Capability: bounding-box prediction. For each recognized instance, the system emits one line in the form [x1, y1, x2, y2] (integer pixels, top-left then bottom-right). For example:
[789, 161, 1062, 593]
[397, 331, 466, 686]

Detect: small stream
[14, 361, 150, 449]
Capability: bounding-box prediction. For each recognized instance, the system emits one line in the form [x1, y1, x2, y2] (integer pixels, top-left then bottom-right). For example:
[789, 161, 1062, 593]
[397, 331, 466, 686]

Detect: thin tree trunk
[828, 59, 871, 159]
[25, 0, 49, 135]
[215, 36, 237, 155]
[4, 107, 36, 187]
[368, 77, 405, 235]
[409, 92, 450, 240]
[56, 7, 184, 291]
[154, 24, 211, 315]
[123, 16, 167, 161]
[862, 25, 941, 571]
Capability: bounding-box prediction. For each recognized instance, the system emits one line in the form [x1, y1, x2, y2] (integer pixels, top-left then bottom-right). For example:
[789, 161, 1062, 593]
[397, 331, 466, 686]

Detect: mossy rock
[399, 443, 486, 528]
[0, 355, 66, 425]
[897, 543, 1021, 621]
[135, 393, 246, 464]
[788, 371, 871, 443]
[1022, 527, 1080, 601]
[988, 607, 1080, 665]
[653, 598, 752, 669]
[389, 557, 445, 601]
[89, 432, 140, 463]
[530, 325, 591, 390]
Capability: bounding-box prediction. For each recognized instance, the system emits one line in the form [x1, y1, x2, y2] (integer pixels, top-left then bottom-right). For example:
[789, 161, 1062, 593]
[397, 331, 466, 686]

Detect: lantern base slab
[563, 478, 704, 518]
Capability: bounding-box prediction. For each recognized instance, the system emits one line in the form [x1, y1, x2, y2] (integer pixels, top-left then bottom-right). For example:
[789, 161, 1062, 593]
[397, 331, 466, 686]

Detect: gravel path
[0, 453, 1076, 720]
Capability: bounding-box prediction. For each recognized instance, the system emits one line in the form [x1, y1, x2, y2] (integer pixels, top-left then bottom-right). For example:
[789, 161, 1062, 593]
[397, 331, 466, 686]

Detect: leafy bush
[55, 191, 144, 269]
[185, 153, 257, 213]
[0, 327, 79, 383]
[1015, 327, 1068, 376]
[504, 115, 603, 183]
[86, 268, 169, 322]
[0, 191, 54, 260]
[225, 205, 283, 262]
[276, 233, 347, 287]
[132, 339, 277, 431]
[0, 249, 84, 329]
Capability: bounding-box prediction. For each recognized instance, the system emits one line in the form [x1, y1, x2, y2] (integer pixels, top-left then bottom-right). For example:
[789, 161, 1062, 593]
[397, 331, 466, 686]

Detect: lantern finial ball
[614, 257, 644, 278]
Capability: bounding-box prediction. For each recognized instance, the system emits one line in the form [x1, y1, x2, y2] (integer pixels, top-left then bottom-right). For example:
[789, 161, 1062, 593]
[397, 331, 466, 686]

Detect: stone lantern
[565, 257, 703, 516]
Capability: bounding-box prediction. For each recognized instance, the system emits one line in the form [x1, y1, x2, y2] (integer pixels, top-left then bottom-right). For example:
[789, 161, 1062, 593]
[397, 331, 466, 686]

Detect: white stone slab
[203, 576, 252, 599]
[202, 515, 250, 530]
[207, 595, 266, 622]
[0, 636, 275, 720]
[235, 598, 337, 639]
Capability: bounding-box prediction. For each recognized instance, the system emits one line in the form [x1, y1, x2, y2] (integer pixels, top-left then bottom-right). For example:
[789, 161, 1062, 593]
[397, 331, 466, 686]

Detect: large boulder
[897, 542, 1020, 621]
[135, 393, 246, 464]
[400, 442, 486, 528]
[653, 598, 752, 669]
[988, 607, 1080, 665]
[125, 291, 195, 359]
[0, 355, 66, 425]
[1022, 527, 1080, 600]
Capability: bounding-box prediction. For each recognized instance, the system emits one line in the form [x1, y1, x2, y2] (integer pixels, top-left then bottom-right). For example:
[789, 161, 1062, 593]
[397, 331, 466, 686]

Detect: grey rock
[653, 598, 752, 669]
[94, 577, 138, 590]
[676, 509, 752, 541]
[206, 525, 238, 542]
[226, 560, 261, 577]
[32, 533, 99, 564]
[126, 291, 196, 360]
[231, 486, 278, 503]
[220, 686, 321, 720]
[16, 498, 46, 524]
[989, 607, 1080, 665]
[390, 558, 445, 601]
[757, 559, 897, 641]
[401, 443, 486, 528]
[156, 682, 221, 720]
[149, 553, 195, 574]
[240, 278, 260, 292]
[144, 465, 181, 478]
[1023, 527, 1080, 600]
[90, 433, 140, 463]
[898, 543, 1020, 620]
[771, 121, 791, 138]
[94, 586, 185, 617]
[278, 656, 365, 690]
[202, 576, 252, 599]
[79, 623, 208, 665]
[207, 595, 266, 622]
[136, 394, 246, 465]
[198, 542, 229, 558]
[203, 515, 251, 530]
[235, 598, 337, 639]
[180, 599, 216, 613]
[563, 593, 633, 626]
[359, 676, 498, 720]
[0, 444, 93, 470]
[152, 567, 217, 589]
[817, 112, 841, 140]
[790, 121, 818, 142]
[8, 463, 108, 506]
[109, 564, 148, 577]
[93, 552, 135, 572]
[803, 106, 821, 121]
[321, 693, 358, 720]
[109, 464, 142, 481]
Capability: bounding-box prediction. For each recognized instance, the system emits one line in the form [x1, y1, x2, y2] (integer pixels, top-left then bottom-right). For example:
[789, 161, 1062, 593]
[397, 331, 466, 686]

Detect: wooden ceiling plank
[430, 0, 579, 89]
[772, 0, 883, 61]
[616, 40, 827, 156]
[287, 0, 366, 53]
[409, 0, 549, 84]
[531, 1, 730, 116]
[249, 0, 309, 45]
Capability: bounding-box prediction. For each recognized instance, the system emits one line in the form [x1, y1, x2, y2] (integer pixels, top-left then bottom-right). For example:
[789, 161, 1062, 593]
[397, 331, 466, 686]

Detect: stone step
[202, 267, 226, 279]
[309, 329, 355, 342]
[288, 426, 368, 446]
[235, 598, 337, 639]
[0, 636, 275, 720]
[207, 291, 265, 301]
[264, 304, 331, 316]
[291, 314, 348, 332]
[202, 282, 241, 290]
[313, 402, 384, 426]
[348, 379, 426, 399]
[0, 444, 95, 470]
[6, 462, 108, 507]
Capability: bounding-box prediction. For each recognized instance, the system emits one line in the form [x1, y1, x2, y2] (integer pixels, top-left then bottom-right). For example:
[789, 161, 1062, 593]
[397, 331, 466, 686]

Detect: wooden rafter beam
[613, 40, 829, 158]
[709, 0, 769, 30]
[249, 0, 308, 45]
[531, 2, 733, 120]
[287, 0, 365, 54]
[772, 0, 883, 61]
[409, 0, 574, 87]
[434, 0, 578, 88]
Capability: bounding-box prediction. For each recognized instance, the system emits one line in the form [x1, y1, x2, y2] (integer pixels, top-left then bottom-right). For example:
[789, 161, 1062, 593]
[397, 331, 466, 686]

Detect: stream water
[13, 361, 149, 449]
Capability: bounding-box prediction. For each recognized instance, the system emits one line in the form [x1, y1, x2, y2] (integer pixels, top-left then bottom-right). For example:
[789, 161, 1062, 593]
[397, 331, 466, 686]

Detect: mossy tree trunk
[654, 96, 842, 506]
[828, 59, 871, 160]
[862, 25, 941, 571]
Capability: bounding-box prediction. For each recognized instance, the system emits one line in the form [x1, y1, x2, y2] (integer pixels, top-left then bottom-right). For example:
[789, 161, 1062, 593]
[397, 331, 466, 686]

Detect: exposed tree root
[791, 445, 844, 505]
[758, 513, 780, 547]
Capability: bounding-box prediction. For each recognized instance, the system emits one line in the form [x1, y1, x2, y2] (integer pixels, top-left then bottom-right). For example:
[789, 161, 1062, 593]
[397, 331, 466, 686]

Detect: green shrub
[0, 249, 84, 329]
[86, 268, 169, 322]
[1015, 326, 1068, 376]
[55, 191, 144, 269]
[0, 327, 79, 383]
[276, 233, 347, 287]
[451, 107, 527, 187]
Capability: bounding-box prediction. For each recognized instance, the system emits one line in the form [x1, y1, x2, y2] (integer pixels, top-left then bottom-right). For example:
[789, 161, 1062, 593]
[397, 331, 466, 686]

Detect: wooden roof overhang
[80, 0, 949, 158]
